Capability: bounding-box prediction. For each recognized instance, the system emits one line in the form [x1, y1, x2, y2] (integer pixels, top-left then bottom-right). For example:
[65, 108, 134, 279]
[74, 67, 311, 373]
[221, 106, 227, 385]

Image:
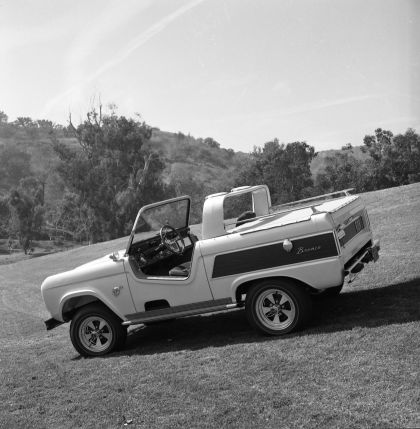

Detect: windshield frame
[125, 195, 191, 255]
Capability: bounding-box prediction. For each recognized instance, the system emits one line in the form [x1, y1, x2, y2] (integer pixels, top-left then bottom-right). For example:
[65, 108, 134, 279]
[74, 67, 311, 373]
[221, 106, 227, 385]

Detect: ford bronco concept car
[41, 185, 380, 356]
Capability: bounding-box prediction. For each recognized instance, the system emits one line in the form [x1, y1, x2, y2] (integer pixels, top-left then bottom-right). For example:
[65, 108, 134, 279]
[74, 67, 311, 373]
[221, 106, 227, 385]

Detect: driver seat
[169, 261, 191, 277]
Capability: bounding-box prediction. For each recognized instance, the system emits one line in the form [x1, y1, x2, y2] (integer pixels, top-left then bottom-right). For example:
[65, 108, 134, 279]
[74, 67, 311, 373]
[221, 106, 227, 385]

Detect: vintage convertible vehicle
[41, 185, 380, 356]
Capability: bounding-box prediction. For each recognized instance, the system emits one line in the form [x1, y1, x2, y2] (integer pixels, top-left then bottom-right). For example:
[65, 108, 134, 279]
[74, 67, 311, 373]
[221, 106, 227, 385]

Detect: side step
[123, 298, 237, 326]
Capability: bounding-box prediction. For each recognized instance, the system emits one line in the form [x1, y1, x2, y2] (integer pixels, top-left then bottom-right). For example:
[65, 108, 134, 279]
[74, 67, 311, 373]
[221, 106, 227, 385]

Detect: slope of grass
[0, 184, 419, 428]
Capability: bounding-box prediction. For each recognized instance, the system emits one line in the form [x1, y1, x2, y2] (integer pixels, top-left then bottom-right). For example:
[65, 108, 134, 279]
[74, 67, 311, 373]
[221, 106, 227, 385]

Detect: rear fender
[229, 260, 343, 301]
[231, 274, 311, 303]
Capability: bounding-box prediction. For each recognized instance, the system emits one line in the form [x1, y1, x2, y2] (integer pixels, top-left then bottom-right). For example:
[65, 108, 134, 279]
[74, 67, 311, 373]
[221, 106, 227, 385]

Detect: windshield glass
[131, 198, 190, 244]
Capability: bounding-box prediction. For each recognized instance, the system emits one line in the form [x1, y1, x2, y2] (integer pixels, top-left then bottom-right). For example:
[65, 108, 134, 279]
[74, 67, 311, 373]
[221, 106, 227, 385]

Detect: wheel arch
[234, 275, 315, 305]
[60, 291, 124, 322]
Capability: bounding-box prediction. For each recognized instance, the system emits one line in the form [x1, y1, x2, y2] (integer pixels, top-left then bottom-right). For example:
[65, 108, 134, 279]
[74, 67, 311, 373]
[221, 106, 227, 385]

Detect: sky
[1, 0, 419, 152]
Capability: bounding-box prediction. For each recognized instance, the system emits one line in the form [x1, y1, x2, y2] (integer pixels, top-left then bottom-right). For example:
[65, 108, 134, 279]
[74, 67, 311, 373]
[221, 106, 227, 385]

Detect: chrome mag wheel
[79, 316, 113, 353]
[70, 304, 127, 357]
[245, 280, 312, 336]
[255, 288, 296, 331]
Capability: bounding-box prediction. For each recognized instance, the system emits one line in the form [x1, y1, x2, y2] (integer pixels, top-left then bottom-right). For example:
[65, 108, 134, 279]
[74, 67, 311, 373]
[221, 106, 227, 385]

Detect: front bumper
[45, 318, 64, 330]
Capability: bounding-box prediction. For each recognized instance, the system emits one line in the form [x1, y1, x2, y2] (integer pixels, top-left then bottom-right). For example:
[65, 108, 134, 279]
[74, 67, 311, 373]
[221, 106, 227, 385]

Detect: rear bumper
[45, 318, 64, 330]
[362, 239, 380, 263]
[344, 239, 380, 278]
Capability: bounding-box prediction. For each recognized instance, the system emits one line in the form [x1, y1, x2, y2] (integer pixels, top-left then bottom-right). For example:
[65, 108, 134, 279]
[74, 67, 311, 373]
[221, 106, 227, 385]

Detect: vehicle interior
[126, 189, 265, 277]
[126, 197, 198, 278]
[127, 225, 198, 278]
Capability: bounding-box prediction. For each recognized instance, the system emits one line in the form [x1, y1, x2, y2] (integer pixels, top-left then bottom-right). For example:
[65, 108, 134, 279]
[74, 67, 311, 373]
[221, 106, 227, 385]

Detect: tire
[70, 304, 127, 357]
[311, 284, 343, 299]
[245, 279, 312, 335]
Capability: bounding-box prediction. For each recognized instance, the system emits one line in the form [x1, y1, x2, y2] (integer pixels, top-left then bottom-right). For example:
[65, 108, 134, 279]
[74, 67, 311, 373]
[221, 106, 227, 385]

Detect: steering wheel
[160, 225, 185, 255]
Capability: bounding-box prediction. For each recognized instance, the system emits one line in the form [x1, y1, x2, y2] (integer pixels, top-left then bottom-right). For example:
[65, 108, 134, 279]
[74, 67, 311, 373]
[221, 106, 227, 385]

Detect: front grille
[339, 214, 365, 247]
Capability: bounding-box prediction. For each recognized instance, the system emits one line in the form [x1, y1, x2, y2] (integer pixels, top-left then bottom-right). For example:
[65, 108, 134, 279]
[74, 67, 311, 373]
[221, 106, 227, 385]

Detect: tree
[36, 119, 56, 135]
[362, 127, 420, 188]
[315, 151, 371, 193]
[282, 142, 316, 200]
[13, 116, 38, 138]
[168, 169, 212, 224]
[0, 196, 10, 237]
[0, 110, 8, 124]
[8, 180, 44, 253]
[234, 139, 316, 204]
[13, 117, 35, 128]
[115, 152, 168, 234]
[391, 128, 420, 184]
[0, 110, 13, 138]
[362, 128, 395, 188]
[53, 106, 169, 242]
[204, 137, 220, 149]
[0, 146, 32, 191]
[45, 192, 94, 242]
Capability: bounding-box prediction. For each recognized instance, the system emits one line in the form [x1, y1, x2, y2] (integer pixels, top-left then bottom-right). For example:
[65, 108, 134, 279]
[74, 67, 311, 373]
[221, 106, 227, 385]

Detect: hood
[75, 250, 124, 270]
[41, 250, 126, 292]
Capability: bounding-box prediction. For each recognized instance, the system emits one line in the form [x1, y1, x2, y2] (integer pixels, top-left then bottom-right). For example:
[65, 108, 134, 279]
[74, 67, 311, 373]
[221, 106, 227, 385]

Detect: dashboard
[128, 229, 194, 270]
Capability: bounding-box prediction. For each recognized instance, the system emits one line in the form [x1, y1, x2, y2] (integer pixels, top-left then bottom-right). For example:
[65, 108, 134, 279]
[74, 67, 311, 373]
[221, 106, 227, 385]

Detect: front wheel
[245, 280, 312, 335]
[70, 304, 127, 357]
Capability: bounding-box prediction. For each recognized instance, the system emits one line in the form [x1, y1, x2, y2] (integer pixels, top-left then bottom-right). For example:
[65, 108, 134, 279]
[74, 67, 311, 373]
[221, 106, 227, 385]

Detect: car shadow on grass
[116, 278, 420, 357]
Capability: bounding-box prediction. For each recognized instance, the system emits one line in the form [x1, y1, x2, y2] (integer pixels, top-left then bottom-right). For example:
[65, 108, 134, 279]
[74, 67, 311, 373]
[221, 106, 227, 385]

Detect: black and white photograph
[1, 0, 419, 427]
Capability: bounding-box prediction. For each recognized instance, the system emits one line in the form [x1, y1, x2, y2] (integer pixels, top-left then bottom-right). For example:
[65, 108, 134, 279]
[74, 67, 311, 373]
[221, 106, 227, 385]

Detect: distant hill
[145, 129, 248, 186]
[0, 123, 369, 203]
[0, 126, 248, 205]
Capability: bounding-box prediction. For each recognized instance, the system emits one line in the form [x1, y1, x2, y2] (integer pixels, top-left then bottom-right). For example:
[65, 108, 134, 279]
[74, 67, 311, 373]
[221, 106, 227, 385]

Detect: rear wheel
[245, 279, 311, 335]
[70, 304, 127, 357]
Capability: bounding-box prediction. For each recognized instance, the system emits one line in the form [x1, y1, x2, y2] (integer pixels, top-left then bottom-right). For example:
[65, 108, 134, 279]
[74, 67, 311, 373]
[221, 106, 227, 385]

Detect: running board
[123, 299, 237, 326]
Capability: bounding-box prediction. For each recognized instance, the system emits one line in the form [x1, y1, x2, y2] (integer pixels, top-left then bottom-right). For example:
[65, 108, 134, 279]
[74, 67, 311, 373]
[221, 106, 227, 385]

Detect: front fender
[41, 257, 135, 323]
[59, 289, 129, 322]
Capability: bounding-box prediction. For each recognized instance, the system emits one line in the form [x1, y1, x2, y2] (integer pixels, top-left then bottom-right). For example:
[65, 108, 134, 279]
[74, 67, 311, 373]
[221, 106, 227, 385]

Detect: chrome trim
[123, 298, 234, 326]
[274, 189, 355, 209]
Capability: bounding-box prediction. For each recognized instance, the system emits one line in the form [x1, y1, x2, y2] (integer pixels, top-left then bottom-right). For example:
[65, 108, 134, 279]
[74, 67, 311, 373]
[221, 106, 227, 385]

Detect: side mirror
[109, 251, 120, 262]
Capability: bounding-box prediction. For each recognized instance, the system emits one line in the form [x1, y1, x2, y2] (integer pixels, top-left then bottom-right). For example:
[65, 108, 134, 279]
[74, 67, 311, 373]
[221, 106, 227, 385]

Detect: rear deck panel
[212, 232, 338, 278]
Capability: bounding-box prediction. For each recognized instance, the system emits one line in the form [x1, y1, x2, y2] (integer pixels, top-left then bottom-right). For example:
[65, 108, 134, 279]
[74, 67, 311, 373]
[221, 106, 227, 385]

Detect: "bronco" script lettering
[296, 245, 321, 255]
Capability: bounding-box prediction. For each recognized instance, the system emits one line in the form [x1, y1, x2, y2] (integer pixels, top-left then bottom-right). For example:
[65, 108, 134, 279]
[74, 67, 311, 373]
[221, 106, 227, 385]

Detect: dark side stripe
[212, 232, 338, 278]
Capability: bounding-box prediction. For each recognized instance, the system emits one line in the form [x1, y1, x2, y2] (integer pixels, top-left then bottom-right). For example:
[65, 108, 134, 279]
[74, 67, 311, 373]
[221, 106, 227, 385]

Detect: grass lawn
[0, 239, 81, 266]
[1, 183, 419, 428]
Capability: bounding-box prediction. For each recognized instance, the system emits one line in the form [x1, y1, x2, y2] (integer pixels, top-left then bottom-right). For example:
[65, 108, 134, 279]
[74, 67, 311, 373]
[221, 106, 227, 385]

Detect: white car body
[41, 185, 380, 355]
